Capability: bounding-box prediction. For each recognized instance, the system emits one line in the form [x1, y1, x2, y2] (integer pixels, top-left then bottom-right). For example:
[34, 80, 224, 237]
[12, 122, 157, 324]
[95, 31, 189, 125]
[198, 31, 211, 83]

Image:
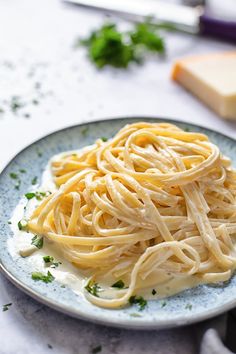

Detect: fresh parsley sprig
[78, 21, 165, 69]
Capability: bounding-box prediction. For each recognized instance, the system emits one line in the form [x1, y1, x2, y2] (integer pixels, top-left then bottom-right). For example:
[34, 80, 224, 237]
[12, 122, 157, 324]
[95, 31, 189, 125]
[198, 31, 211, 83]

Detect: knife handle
[200, 14, 236, 43]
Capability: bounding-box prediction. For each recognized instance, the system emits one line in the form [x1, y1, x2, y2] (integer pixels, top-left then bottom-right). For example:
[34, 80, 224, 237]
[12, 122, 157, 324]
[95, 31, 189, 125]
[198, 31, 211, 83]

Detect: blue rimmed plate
[0, 117, 235, 330]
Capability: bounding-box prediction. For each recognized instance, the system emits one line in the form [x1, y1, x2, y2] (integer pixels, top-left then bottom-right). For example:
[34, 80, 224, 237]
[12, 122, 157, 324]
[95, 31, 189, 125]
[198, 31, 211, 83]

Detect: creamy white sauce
[8, 156, 86, 295]
[8, 150, 204, 303]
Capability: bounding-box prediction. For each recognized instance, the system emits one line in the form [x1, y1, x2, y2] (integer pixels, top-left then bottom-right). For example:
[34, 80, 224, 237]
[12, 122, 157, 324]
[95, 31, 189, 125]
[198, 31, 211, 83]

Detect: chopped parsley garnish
[81, 126, 89, 136]
[152, 289, 157, 295]
[19, 169, 26, 173]
[36, 149, 42, 157]
[43, 256, 62, 268]
[31, 271, 54, 283]
[85, 281, 100, 297]
[7, 221, 12, 225]
[130, 313, 142, 318]
[9, 172, 18, 179]
[43, 255, 54, 263]
[10, 95, 24, 113]
[78, 21, 165, 69]
[18, 219, 28, 231]
[2, 303, 12, 312]
[9, 172, 22, 189]
[14, 181, 21, 190]
[25, 191, 50, 201]
[91, 345, 102, 354]
[111, 279, 125, 289]
[35, 191, 47, 200]
[184, 127, 190, 132]
[161, 301, 167, 308]
[31, 235, 44, 249]
[25, 192, 36, 200]
[50, 262, 62, 268]
[185, 303, 192, 310]
[129, 296, 147, 311]
[31, 176, 38, 185]
[101, 137, 108, 142]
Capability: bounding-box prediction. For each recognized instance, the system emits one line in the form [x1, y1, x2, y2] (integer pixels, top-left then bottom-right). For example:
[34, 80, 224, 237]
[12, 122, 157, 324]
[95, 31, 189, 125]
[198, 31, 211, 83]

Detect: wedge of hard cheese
[172, 52, 236, 120]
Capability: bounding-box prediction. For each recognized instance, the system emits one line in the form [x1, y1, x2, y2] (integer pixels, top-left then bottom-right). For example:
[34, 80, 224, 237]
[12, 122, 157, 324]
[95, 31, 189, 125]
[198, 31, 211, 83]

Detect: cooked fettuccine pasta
[28, 122, 236, 309]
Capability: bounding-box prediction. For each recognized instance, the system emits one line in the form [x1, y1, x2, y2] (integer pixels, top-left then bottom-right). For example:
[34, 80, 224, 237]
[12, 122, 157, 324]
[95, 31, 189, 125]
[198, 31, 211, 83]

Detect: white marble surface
[0, 1, 235, 353]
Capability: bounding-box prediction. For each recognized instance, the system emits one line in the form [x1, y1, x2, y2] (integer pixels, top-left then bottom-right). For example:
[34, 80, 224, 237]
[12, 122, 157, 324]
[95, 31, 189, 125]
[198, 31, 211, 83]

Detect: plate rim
[0, 116, 236, 330]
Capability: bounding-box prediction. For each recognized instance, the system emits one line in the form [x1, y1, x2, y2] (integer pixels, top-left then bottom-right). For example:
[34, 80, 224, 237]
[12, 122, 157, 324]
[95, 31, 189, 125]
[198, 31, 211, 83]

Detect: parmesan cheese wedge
[172, 52, 236, 120]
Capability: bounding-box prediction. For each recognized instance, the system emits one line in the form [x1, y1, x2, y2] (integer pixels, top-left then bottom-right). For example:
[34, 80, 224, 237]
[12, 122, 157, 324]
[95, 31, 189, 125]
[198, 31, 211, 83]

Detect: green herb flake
[43, 255, 54, 263]
[31, 271, 54, 283]
[78, 23, 138, 69]
[31, 235, 44, 249]
[78, 21, 165, 69]
[47, 344, 53, 349]
[130, 312, 142, 318]
[25, 192, 36, 200]
[9, 172, 18, 180]
[91, 345, 102, 354]
[35, 191, 46, 200]
[24, 191, 49, 201]
[36, 149, 42, 157]
[81, 126, 89, 136]
[2, 303, 12, 312]
[101, 137, 107, 142]
[10, 96, 24, 113]
[185, 303, 192, 310]
[15, 181, 21, 190]
[161, 301, 167, 308]
[129, 296, 147, 311]
[51, 262, 62, 268]
[18, 219, 28, 231]
[131, 22, 165, 53]
[19, 169, 26, 173]
[31, 176, 38, 185]
[111, 279, 125, 289]
[152, 289, 157, 295]
[32, 99, 39, 105]
[85, 281, 100, 297]
[7, 221, 12, 225]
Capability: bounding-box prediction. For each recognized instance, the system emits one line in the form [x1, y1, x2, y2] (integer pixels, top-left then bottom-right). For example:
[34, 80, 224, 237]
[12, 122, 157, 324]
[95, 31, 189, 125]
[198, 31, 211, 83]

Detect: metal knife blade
[64, 0, 202, 33]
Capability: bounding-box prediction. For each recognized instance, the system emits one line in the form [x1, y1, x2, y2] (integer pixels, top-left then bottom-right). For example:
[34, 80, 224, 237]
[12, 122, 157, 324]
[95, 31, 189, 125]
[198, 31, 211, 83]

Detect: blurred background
[0, 0, 236, 353]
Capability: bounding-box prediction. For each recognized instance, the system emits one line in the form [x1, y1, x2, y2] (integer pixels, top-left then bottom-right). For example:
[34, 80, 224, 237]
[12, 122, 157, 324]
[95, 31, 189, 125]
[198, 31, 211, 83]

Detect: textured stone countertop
[0, 1, 235, 353]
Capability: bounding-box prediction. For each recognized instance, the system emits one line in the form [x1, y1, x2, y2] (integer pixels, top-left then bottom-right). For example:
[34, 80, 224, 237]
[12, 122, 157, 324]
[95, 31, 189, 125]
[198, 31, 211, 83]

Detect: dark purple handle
[200, 14, 236, 43]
